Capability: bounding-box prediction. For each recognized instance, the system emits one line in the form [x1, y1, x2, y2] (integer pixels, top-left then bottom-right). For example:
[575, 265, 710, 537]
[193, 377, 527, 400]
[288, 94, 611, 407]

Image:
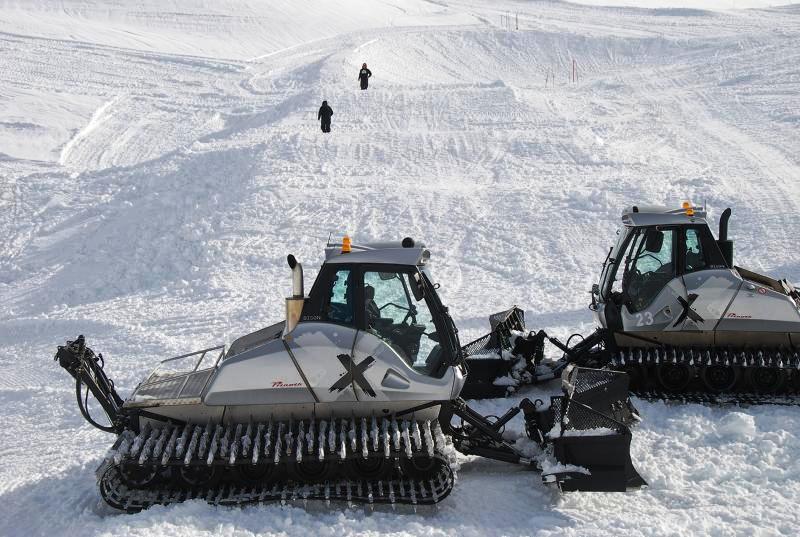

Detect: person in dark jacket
[358, 63, 372, 90]
[318, 100, 333, 133]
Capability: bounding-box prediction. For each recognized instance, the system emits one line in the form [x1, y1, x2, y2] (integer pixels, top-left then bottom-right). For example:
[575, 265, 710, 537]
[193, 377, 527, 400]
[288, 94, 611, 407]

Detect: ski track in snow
[1, 0, 800, 535]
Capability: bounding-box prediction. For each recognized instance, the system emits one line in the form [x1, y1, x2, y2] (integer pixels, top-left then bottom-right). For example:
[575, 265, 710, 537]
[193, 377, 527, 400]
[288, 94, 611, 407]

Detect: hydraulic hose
[56, 336, 125, 434]
[76, 376, 118, 433]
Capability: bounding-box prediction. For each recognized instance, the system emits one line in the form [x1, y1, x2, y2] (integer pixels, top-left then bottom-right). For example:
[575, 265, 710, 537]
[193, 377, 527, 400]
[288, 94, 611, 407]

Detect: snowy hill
[1, 0, 800, 535]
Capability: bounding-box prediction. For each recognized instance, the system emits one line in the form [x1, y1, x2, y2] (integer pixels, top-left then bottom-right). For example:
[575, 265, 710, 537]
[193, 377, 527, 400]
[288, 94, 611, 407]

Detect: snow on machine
[56, 237, 644, 512]
[463, 204, 800, 405]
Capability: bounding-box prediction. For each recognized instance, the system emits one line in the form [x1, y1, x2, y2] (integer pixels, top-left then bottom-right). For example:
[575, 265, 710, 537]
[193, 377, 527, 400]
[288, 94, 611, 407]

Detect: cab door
[678, 226, 739, 332]
[351, 267, 455, 405]
[619, 226, 688, 333]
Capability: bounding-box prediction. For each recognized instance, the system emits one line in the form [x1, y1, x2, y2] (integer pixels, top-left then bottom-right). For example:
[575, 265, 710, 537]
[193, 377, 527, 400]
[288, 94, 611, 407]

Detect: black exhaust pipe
[717, 208, 734, 267]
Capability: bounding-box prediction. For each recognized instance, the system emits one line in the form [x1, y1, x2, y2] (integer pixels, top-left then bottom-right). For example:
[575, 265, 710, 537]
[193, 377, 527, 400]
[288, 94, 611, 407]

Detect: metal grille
[488, 307, 525, 334]
[134, 376, 184, 400]
[461, 306, 525, 359]
[132, 369, 214, 401]
[550, 397, 564, 423]
[549, 395, 625, 434]
[461, 332, 502, 359]
[571, 368, 625, 394]
[180, 369, 213, 397]
[130, 346, 224, 404]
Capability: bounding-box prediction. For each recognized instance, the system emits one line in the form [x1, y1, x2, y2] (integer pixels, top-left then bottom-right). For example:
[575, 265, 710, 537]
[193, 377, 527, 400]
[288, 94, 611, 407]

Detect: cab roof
[324, 239, 430, 266]
[621, 205, 708, 227]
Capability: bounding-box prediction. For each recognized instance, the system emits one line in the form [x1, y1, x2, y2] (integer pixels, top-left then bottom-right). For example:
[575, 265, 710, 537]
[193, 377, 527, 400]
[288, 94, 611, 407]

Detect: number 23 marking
[635, 312, 653, 326]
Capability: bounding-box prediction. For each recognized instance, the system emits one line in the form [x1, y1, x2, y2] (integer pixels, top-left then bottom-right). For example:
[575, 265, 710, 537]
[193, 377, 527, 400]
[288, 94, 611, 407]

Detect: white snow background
[1, 0, 800, 535]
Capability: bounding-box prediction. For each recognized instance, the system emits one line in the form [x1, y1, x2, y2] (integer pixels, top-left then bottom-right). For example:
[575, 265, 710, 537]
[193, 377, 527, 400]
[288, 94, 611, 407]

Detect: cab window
[683, 226, 728, 272]
[323, 269, 354, 324]
[684, 229, 707, 273]
[364, 270, 441, 375]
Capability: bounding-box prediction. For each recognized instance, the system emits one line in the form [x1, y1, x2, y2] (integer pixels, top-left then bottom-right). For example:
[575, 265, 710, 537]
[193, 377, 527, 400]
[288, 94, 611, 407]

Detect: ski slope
[1, 0, 800, 535]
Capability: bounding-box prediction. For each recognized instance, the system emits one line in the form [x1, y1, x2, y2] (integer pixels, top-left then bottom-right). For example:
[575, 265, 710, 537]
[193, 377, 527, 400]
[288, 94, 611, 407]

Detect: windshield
[622, 227, 676, 312]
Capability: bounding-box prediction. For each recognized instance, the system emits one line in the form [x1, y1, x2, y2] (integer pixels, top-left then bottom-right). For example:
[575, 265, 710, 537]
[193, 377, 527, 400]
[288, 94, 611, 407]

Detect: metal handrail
[157, 345, 225, 369]
[141, 346, 225, 390]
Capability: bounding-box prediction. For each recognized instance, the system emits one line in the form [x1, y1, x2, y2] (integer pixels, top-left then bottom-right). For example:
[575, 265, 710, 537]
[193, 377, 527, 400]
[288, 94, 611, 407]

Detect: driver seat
[364, 285, 381, 328]
[685, 248, 705, 271]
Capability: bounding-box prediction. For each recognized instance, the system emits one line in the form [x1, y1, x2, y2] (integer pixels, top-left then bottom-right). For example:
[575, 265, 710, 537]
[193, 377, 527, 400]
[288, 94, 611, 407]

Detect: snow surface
[2, 0, 800, 535]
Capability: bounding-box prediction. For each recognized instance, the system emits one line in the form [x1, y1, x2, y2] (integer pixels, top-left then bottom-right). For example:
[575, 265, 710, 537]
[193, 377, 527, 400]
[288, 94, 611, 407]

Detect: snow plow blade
[460, 307, 534, 399]
[523, 366, 646, 492]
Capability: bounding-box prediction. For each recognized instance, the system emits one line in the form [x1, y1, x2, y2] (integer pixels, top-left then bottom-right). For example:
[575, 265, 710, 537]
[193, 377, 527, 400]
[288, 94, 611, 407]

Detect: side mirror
[411, 272, 424, 301]
[645, 230, 664, 253]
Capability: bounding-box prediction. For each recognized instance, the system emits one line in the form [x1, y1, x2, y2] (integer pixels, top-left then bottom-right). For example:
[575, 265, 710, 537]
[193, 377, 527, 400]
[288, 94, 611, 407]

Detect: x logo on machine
[673, 293, 704, 327]
[329, 354, 376, 397]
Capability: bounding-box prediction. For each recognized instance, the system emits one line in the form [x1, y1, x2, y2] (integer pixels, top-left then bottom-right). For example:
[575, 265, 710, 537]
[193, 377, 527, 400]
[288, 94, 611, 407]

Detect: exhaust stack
[283, 254, 305, 337]
[717, 208, 734, 267]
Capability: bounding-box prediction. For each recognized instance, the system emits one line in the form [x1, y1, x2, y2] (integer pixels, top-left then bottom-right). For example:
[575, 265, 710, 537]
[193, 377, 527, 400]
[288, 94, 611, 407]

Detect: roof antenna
[326, 231, 333, 247]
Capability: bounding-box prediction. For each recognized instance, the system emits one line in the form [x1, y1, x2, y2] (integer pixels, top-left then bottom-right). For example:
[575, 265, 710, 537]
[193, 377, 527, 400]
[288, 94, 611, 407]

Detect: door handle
[381, 369, 410, 390]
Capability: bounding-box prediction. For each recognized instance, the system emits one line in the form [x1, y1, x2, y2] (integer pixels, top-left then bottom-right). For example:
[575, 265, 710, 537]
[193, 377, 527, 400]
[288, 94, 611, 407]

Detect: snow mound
[716, 411, 757, 439]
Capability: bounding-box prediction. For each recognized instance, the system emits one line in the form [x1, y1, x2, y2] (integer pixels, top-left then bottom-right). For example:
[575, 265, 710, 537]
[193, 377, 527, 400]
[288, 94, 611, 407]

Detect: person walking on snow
[318, 100, 333, 133]
[358, 63, 372, 90]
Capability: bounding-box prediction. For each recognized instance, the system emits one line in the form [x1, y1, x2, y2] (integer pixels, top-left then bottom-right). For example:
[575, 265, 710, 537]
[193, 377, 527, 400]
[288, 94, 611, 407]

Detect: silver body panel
[127, 320, 452, 423]
[681, 269, 740, 331]
[285, 323, 359, 403]
[226, 321, 284, 357]
[611, 270, 800, 347]
[352, 330, 457, 404]
[722, 282, 800, 332]
[204, 338, 313, 406]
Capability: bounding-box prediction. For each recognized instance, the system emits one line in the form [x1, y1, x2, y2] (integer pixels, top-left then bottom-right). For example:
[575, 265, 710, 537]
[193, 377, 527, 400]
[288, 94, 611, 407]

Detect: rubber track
[632, 389, 800, 407]
[96, 417, 456, 512]
[611, 346, 800, 406]
[98, 456, 454, 512]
